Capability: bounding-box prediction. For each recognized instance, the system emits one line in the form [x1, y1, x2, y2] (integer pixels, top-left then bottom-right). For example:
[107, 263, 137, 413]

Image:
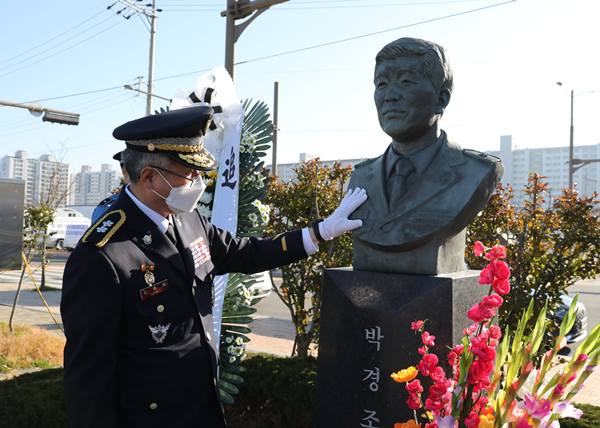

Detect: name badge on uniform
[190, 237, 211, 269]
[140, 279, 170, 300]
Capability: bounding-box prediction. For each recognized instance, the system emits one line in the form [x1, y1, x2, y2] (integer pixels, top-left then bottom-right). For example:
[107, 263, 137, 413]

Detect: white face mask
[151, 168, 206, 214]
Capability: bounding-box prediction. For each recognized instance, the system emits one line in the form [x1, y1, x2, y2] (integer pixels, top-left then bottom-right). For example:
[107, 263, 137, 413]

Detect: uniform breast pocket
[120, 380, 185, 414]
[194, 260, 215, 283]
[351, 210, 372, 233]
[135, 280, 181, 318]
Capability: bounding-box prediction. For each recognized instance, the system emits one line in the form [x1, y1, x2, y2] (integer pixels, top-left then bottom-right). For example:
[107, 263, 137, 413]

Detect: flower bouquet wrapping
[392, 242, 600, 428]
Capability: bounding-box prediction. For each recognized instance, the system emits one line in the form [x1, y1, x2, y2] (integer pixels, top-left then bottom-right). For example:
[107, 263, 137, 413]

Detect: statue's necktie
[165, 223, 177, 246]
[389, 157, 416, 208]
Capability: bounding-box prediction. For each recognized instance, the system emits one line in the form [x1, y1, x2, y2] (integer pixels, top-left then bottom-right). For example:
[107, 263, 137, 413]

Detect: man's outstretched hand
[320, 187, 368, 240]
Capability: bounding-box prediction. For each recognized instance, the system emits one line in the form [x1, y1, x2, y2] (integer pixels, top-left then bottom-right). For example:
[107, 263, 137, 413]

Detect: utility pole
[568, 89, 574, 189]
[115, 0, 161, 116]
[272, 81, 279, 177]
[222, 0, 290, 83]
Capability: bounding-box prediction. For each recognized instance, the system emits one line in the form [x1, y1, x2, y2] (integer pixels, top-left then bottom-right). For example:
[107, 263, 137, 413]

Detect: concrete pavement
[0, 255, 598, 405]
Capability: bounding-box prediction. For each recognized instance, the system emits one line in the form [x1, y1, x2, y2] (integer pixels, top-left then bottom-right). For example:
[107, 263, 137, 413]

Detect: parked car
[550, 294, 588, 343]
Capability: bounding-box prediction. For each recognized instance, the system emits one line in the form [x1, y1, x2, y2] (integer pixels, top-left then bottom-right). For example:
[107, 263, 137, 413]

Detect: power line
[0, 8, 109, 67]
[0, 18, 125, 78]
[235, 0, 517, 66]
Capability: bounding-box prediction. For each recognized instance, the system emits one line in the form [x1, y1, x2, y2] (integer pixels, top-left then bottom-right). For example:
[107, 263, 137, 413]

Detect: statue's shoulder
[462, 149, 502, 164]
[82, 209, 126, 248]
[354, 157, 378, 169]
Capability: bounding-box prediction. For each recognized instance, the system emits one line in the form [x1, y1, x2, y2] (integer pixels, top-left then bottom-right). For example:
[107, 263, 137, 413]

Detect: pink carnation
[411, 320, 424, 330]
[406, 379, 423, 394]
[473, 241, 485, 257]
[490, 260, 510, 280]
[483, 294, 504, 308]
[492, 278, 511, 295]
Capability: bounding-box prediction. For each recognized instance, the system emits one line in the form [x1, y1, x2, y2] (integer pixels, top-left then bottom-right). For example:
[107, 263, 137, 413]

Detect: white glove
[320, 187, 368, 240]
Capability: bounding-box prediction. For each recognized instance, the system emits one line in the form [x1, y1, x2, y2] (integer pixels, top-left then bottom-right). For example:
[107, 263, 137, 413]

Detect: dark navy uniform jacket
[61, 189, 307, 428]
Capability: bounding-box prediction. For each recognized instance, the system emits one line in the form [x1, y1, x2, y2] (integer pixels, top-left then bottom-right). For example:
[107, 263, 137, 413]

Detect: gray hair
[375, 37, 453, 94]
[121, 148, 174, 183]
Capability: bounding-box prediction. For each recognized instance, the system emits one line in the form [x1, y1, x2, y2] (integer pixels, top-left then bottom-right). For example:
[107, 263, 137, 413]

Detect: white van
[63, 223, 91, 250]
[44, 209, 90, 250]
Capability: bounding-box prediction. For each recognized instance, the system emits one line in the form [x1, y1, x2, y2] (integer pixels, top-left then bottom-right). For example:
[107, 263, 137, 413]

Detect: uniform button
[156, 305, 164, 313]
[150, 403, 158, 410]
[214, 378, 217, 386]
[382, 225, 391, 233]
[192, 288, 196, 295]
[206, 332, 211, 341]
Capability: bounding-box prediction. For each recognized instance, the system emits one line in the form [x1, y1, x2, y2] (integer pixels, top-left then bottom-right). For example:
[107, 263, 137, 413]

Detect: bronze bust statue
[348, 37, 504, 275]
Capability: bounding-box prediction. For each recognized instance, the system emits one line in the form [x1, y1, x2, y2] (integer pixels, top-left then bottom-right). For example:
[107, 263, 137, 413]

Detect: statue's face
[374, 55, 441, 143]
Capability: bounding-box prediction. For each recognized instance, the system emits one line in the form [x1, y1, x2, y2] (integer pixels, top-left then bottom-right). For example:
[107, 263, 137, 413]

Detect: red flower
[485, 245, 506, 260]
[411, 320, 424, 330]
[554, 384, 565, 395]
[425, 423, 438, 428]
[407, 393, 421, 410]
[406, 379, 423, 394]
[489, 325, 502, 339]
[483, 294, 503, 308]
[468, 304, 485, 322]
[479, 266, 494, 285]
[424, 398, 444, 412]
[464, 411, 480, 428]
[472, 341, 496, 362]
[490, 260, 510, 280]
[478, 301, 497, 319]
[430, 367, 446, 384]
[417, 354, 438, 376]
[470, 360, 494, 380]
[447, 350, 458, 366]
[418, 346, 428, 355]
[473, 241, 485, 257]
[422, 331, 435, 346]
[492, 278, 511, 295]
[453, 345, 464, 355]
[429, 382, 447, 397]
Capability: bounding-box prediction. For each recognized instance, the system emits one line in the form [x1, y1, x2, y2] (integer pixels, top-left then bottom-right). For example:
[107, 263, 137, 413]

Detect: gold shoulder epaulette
[463, 149, 502, 163]
[82, 210, 126, 248]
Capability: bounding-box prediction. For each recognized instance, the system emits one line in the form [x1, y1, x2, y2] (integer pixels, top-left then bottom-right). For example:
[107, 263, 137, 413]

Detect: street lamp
[124, 84, 171, 103]
[556, 83, 600, 189]
[0, 99, 79, 125]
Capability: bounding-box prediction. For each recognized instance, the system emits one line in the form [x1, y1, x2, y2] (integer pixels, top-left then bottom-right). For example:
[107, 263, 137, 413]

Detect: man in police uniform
[91, 151, 129, 223]
[348, 37, 504, 275]
[61, 106, 367, 428]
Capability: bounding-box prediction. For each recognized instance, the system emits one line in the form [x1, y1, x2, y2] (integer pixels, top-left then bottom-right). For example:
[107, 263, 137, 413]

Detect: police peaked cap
[112, 106, 217, 171]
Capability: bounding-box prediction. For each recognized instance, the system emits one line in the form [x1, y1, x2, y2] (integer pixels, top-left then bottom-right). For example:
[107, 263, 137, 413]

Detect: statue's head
[374, 37, 453, 144]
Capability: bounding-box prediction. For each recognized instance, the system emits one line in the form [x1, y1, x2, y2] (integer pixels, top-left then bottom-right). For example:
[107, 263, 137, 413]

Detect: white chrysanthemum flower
[226, 336, 233, 343]
[197, 204, 212, 219]
[257, 181, 265, 189]
[236, 297, 242, 304]
[234, 346, 244, 356]
[252, 199, 261, 208]
[245, 298, 252, 306]
[229, 356, 236, 363]
[239, 145, 246, 153]
[259, 205, 268, 214]
[248, 213, 258, 223]
[232, 304, 238, 311]
[261, 214, 269, 224]
[244, 290, 253, 299]
[235, 337, 243, 345]
[199, 192, 213, 204]
[227, 345, 235, 354]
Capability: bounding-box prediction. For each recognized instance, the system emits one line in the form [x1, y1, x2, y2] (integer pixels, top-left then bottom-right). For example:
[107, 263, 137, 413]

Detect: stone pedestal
[313, 268, 485, 428]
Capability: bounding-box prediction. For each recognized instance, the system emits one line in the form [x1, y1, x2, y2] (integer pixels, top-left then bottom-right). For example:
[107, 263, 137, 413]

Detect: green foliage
[226, 354, 317, 428]
[467, 173, 600, 358]
[23, 203, 56, 255]
[0, 368, 68, 428]
[560, 404, 600, 428]
[265, 159, 354, 358]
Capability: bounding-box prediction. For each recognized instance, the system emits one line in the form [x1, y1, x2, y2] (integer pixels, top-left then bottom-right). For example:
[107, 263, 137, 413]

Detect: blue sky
[1, 0, 599, 176]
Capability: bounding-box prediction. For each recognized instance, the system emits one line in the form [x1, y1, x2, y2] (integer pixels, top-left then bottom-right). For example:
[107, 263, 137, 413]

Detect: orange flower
[394, 421, 422, 428]
[391, 366, 418, 383]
